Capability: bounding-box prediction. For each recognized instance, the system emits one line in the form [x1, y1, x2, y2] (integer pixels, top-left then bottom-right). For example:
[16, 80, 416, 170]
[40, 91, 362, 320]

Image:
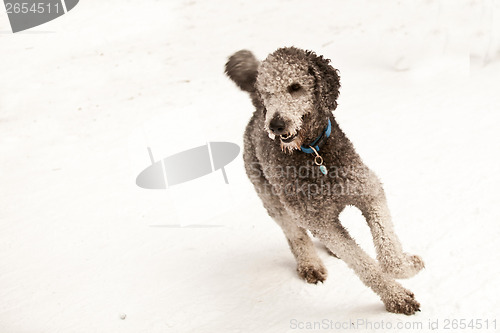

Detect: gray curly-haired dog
[225, 47, 424, 315]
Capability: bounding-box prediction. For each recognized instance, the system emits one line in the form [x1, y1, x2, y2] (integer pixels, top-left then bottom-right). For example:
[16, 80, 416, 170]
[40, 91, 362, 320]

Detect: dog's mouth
[279, 132, 297, 143]
[268, 129, 301, 145]
[268, 131, 298, 143]
[268, 129, 303, 152]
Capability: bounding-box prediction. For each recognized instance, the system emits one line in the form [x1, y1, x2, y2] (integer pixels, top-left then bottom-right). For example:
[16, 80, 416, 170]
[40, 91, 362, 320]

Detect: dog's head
[225, 47, 341, 152]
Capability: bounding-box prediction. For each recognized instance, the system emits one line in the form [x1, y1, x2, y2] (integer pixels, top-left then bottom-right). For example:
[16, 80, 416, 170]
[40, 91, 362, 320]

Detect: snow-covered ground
[1, 1, 500, 332]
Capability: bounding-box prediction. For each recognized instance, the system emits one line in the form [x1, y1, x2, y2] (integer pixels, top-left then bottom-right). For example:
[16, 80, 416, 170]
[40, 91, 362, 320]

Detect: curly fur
[225, 47, 424, 315]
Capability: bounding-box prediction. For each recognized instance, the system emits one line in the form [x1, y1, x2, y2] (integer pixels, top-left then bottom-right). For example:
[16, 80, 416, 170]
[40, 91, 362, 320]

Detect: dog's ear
[306, 51, 341, 111]
[225, 50, 259, 93]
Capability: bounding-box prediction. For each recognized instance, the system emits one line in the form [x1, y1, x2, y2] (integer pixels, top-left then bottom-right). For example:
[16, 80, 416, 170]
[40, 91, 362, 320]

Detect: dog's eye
[288, 83, 301, 93]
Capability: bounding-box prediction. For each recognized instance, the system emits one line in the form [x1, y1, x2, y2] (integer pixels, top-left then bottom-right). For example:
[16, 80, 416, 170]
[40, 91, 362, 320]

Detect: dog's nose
[269, 116, 286, 135]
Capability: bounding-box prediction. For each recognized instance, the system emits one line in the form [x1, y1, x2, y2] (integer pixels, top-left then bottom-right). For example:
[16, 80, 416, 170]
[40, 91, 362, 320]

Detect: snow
[1, 0, 500, 332]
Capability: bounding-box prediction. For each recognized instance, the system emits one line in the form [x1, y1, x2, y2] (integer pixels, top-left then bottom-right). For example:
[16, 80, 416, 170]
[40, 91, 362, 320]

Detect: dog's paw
[383, 254, 425, 279]
[297, 261, 328, 284]
[383, 288, 421, 315]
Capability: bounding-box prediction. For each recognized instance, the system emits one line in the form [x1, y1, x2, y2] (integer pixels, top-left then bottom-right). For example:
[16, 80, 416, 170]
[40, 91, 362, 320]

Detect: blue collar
[300, 119, 331, 154]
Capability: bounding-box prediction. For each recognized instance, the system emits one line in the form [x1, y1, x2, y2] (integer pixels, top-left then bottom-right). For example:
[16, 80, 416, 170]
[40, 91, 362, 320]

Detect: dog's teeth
[268, 133, 275, 140]
[280, 133, 295, 141]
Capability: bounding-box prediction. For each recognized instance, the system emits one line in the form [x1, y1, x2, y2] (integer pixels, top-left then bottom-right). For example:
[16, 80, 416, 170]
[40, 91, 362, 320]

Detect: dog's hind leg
[356, 190, 424, 279]
[308, 220, 420, 315]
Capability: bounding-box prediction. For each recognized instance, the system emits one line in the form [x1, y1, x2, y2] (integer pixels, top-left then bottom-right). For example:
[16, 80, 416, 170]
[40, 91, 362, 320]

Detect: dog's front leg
[357, 193, 424, 279]
[307, 220, 421, 315]
[255, 180, 327, 284]
[275, 217, 327, 284]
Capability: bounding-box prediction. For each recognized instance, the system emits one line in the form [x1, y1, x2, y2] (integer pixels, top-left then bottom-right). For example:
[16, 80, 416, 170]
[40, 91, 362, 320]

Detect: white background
[1, 0, 499, 332]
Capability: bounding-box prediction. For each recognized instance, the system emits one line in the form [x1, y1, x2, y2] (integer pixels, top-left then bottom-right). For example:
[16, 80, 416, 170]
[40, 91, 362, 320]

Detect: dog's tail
[225, 50, 259, 93]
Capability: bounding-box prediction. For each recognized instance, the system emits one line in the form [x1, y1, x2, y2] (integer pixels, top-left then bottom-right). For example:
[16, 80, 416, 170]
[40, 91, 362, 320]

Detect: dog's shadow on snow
[198, 238, 389, 319]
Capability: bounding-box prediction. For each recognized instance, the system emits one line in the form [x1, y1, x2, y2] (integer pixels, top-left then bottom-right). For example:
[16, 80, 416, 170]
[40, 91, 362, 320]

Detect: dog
[225, 47, 424, 315]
